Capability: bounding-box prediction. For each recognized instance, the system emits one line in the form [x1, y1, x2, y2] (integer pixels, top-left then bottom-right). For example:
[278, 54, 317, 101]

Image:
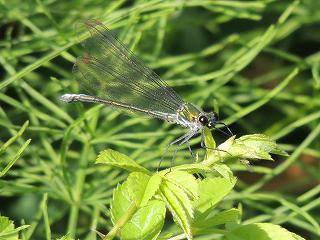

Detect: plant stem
[41, 193, 51, 240]
[67, 142, 90, 237]
[103, 203, 138, 240]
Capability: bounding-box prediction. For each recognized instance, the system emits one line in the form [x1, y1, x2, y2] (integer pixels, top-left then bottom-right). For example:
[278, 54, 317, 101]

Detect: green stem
[103, 203, 138, 240]
[41, 193, 51, 240]
[226, 67, 299, 125]
[67, 142, 90, 237]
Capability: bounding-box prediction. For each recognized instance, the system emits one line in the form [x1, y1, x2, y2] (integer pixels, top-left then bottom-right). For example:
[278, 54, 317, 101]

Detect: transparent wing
[72, 19, 185, 120]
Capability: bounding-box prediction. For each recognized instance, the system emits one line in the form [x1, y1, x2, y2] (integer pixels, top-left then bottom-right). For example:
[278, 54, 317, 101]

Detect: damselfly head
[198, 112, 219, 129]
[208, 112, 219, 128]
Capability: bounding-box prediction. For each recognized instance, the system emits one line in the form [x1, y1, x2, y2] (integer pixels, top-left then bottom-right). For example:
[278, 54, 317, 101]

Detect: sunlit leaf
[231, 134, 288, 160]
[194, 208, 241, 229]
[160, 182, 193, 240]
[140, 174, 162, 206]
[193, 176, 236, 213]
[127, 172, 151, 204]
[204, 127, 216, 149]
[126, 172, 162, 206]
[0, 215, 28, 240]
[121, 200, 166, 240]
[110, 182, 133, 224]
[96, 149, 149, 173]
[224, 223, 305, 240]
[111, 174, 166, 240]
[236, 134, 288, 156]
[203, 136, 235, 163]
[204, 134, 288, 165]
[173, 163, 212, 173]
[165, 170, 199, 200]
[212, 163, 233, 180]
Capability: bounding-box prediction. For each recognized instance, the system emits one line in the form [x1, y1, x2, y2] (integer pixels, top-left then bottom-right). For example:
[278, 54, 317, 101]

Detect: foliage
[0, 215, 29, 240]
[0, 0, 319, 239]
[96, 132, 301, 240]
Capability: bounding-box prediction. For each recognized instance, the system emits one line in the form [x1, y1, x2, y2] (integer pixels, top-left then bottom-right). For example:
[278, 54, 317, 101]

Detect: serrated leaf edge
[160, 184, 193, 240]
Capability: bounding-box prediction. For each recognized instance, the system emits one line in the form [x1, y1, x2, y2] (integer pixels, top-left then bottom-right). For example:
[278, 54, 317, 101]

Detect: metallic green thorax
[179, 103, 203, 123]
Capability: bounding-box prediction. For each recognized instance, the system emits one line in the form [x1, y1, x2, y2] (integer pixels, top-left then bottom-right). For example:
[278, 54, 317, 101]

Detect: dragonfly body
[60, 19, 231, 167]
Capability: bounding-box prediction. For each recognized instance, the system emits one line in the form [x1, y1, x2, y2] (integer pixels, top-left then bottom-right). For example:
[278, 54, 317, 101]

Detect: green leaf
[166, 181, 194, 219]
[212, 164, 233, 180]
[0, 215, 17, 240]
[0, 215, 28, 240]
[291, 232, 306, 240]
[96, 149, 149, 173]
[160, 182, 193, 240]
[127, 172, 151, 204]
[121, 200, 166, 240]
[204, 127, 216, 149]
[232, 143, 273, 160]
[232, 134, 288, 160]
[203, 136, 235, 164]
[110, 182, 133, 224]
[193, 176, 236, 213]
[111, 174, 165, 240]
[194, 208, 241, 229]
[224, 223, 305, 240]
[157, 171, 200, 239]
[126, 172, 162, 206]
[240, 134, 288, 156]
[140, 174, 162, 206]
[217, 136, 236, 153]
[173, 163, 212, 173]
[204, 134, 288, 165]
[165, 170, 199, 200]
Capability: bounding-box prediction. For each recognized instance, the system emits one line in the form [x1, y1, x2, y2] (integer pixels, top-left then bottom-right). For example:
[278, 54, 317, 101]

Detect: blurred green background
[0, 0, 319, 239]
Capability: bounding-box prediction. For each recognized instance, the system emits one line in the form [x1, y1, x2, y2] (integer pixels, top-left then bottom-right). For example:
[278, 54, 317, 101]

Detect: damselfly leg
[186, 142, 195, 158]
[157, 130, 197, 171]
[170, 131, 197, 171]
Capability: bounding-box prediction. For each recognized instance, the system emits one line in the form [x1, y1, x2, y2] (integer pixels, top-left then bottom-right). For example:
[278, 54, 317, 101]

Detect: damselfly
[60, 19, 232, 167]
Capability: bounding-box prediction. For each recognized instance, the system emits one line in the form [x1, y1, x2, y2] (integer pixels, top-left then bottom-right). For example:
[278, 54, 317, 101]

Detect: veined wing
[72, 19, 185, 120]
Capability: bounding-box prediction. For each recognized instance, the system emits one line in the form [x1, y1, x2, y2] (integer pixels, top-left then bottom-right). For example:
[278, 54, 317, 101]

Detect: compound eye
[199, 115, 208, 125]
